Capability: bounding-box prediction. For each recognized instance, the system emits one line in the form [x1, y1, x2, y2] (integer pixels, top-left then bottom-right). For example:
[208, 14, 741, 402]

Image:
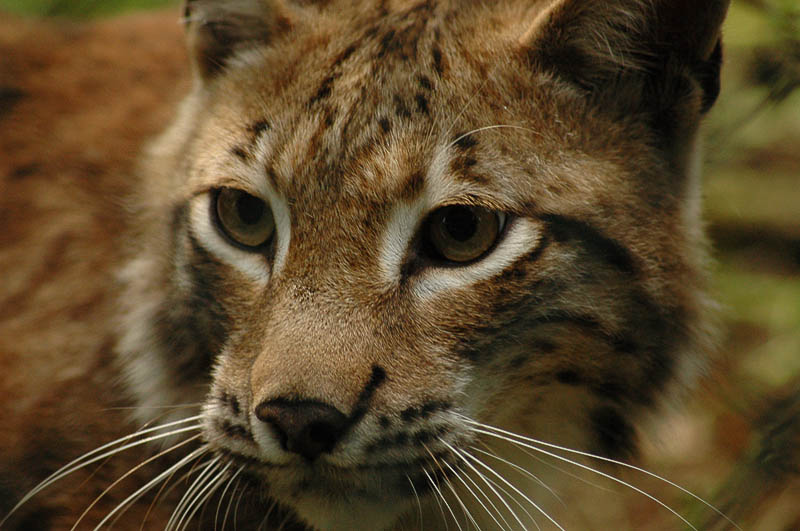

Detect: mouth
[216, 446, 457, 505]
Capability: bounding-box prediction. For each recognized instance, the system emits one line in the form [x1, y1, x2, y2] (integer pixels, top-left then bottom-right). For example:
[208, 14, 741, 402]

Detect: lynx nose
[254, 399, 350, 461]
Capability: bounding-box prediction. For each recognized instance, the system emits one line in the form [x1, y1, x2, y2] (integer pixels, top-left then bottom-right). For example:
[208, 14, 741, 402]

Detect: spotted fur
[1, 0, 729, 529]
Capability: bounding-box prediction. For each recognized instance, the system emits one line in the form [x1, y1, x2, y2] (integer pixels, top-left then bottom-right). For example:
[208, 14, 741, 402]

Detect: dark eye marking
[541, 213, 637, 275]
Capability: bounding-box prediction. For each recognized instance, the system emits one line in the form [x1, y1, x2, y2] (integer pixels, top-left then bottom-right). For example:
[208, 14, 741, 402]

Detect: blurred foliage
[0, 0, 176, 17]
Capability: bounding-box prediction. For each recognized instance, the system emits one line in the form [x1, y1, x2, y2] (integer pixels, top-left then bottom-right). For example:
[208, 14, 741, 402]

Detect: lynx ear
[183, 0, 292, 80]
[522, 0, 729, 119]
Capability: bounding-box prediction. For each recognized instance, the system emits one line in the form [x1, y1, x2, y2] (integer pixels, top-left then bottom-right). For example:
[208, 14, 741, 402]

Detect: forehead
[187, 0, 643, 225]
[193, 3, 544, 197]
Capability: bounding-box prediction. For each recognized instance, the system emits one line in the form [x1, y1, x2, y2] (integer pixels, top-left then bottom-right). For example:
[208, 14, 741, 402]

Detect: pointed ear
[182, 0, 292, 81]
[522, 0, 729, 119]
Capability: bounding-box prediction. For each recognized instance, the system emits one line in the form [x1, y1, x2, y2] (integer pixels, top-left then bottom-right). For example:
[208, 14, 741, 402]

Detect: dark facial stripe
[348, 365, 388, 425]
[541, 213, 637, 274]
[590, 406, 637, 458]
[0, 86, 25, 120]
[153, 223, 229, 380]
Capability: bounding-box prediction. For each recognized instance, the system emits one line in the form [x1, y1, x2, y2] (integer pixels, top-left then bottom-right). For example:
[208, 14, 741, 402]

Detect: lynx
[0, 0, 732, 529]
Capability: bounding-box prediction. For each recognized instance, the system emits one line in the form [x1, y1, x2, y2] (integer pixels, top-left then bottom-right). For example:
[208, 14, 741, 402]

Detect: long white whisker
[447, 125, 541, 151]
[443, 77, 491, 141]
[104, 403, 203, 412]
[445, 462, 509, 529]
[439, 457, 489, 531]
[459, 415, 741, 530]
[0, 415, 203, 526]
[470, 444, 566, 508]
[424, 445, 466, 531]
[468, 424, 698, 530]
[107, 438, 209, 531]
[441, 441, 523, 531]
[406, 475, 425, 531]
[423, 467, 460, 531]
[89, 444, 207, 531]
[454, 446, 548, 531]
[222, 472, 244, 531]
[171, 460, 222, 531]
[232, 475, 249, 531]
[179, 461, 232, 531]
[215, 465, 244, 531]
[167, 456, 221, 531]
[423, 466, 450, 531]
[68, 432, 202, 530]
[480, 437, 614, 494]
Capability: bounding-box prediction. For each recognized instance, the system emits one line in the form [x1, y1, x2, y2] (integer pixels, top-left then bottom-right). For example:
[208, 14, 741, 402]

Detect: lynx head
[117, 0, 728, 528]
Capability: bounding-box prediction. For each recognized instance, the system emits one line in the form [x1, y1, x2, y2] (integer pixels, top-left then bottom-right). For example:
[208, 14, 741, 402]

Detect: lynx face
[111, 0, 728, 529]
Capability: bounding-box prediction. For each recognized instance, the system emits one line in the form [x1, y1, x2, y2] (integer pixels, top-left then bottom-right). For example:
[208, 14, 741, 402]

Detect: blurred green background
[1, 0, 798, 528]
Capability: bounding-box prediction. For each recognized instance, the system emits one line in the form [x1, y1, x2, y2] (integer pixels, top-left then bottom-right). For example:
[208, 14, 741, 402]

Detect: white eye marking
[189, 193, 285, 286]
[379, 200, 544, 297]
[413, 218, 543, 298]
[378, 200, 427, 287]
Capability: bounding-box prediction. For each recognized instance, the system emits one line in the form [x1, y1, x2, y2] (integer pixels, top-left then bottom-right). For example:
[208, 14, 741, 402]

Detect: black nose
[254, 398, 350, 461]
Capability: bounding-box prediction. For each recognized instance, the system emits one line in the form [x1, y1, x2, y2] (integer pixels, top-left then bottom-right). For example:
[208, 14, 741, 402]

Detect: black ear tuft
[183, 0, 292, 80]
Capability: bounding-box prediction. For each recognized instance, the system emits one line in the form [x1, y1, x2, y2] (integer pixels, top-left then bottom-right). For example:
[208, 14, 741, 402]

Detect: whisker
[451, 458, 514, 531]
[167, 456, 221, 531]
[442, 77, 491, 141]
[1, 415, 203, 526]
[103, 403, 203, 412]
[423, 466, 461, 531]
[447, 125, 541, 151]
[88, 444, 207, 531]
[406, 474, 425, 531]
[479, 437, 615, 495]
[172, 459, 223, 531]
[440, 441, 523, 531]
[439, 457, 487, 531]
[232, 475, 249, 531]
[466, 422, 699, 530]
[460, 415, 741, 530]
[221, 471, 244, 531]
[215, 465, 244, 531]
[453, 444, 548, 531]
[470, 444, 566, 508]
[423, 465, 450, 531]
[178, 461, 232, 531]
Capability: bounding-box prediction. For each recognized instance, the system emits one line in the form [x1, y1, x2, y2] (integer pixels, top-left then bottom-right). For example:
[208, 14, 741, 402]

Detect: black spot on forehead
[418, 74, 433, 91]
[415, 93, 429, 114]
[248, 119, 271, 135]
[452, 132, 478, 150]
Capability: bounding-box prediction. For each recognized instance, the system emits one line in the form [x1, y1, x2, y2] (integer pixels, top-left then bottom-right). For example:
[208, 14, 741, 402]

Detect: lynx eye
[214, 188, 275, 249]
[424, 205, 505, 263]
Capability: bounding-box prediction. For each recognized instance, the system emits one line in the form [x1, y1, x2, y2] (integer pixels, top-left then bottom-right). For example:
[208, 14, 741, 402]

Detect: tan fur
[1, 1, 729, 529]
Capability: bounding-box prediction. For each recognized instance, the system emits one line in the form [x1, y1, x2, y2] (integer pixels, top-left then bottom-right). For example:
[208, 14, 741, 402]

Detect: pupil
[236, 194, 265, 225]
[442, 206, 477, 242]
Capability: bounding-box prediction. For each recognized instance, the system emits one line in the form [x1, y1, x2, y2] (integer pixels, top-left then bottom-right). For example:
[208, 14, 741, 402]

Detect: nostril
[307, 421, 338, 449]
[255, 398, 350, 461]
